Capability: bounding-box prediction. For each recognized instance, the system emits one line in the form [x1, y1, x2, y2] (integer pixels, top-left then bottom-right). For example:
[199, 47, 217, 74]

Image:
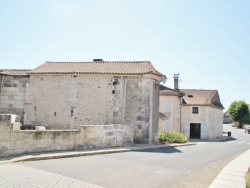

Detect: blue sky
[1, 0, 250, 111]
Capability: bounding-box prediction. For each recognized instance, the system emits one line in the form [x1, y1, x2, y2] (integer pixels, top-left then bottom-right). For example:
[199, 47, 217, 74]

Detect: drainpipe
[0, 75, 2, 95]
[0, 75, 2, 113]
[122, 77, 127, 125]
[179, 93, 182, 133]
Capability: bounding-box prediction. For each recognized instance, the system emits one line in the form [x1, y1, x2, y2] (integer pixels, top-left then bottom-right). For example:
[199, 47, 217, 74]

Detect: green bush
[246, 167, 250, 188]
[158, 131, 188, 143]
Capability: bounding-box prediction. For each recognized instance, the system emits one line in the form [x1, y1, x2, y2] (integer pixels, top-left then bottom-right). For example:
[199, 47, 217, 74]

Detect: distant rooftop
[160, 86, 224, 109]
[0, 69, 30, 76]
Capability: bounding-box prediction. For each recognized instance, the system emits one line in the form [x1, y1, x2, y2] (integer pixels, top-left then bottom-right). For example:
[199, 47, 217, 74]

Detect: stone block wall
[25, 74, 160, 144]
[0, 115, 133, 157]
[25, 75, 125, 128]
[0, 75, 29, 123]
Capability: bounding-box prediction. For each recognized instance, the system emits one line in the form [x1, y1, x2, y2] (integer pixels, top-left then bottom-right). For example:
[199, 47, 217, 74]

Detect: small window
[192, 107, 198, 114]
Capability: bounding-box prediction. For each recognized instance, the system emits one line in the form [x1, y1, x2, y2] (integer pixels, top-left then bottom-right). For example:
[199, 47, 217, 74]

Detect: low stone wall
[0, 115, 133, 157]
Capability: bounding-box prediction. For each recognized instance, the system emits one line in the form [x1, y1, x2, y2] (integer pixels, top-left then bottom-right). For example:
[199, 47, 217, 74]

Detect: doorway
[190, 123, 201, 139]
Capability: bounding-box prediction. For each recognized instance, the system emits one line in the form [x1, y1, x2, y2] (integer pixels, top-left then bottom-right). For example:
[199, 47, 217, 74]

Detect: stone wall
[0, 75, 29, 123]
[25, 74, 160, 144]
[0, 115, 133, 157]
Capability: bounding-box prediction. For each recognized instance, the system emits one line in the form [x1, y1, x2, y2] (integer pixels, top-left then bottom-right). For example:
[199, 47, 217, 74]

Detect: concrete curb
[209, 149, 250, 188]
[0, 142, 196, 164]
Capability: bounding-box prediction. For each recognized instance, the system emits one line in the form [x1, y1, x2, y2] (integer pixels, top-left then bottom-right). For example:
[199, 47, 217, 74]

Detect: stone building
[0, 69, 30, 123]
[159, 76, 224, 140]
[25, 60, 165, 144]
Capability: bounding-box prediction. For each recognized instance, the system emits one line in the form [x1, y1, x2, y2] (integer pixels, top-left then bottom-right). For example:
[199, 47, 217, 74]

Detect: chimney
[173, 73, 180, 90]
[93, 59, 103, 61]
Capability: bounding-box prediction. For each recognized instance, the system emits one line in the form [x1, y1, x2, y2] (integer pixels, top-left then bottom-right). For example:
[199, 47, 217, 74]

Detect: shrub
[246, 167, 250, 188]
[158, 131, 188, 143]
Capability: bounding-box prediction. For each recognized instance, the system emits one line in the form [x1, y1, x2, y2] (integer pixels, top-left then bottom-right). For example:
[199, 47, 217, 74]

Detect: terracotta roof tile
[160, 85, 180, 96]
[180, 89, 224, 109]
[28, 61, 164, 76]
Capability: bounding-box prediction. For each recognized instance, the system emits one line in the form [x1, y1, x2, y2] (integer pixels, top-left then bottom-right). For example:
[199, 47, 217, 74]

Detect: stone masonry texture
[25, 74, 160, 144]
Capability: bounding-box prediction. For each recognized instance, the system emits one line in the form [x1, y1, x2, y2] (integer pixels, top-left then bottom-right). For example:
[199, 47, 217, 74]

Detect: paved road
[1, 124, 250, 188]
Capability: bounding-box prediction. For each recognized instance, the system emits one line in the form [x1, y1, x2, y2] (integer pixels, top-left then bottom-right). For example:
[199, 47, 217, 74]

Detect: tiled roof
[181, 89, 224, 109]
[28, 61, 164, 76]
[0, 69, 30, 76]
[160, 85, 180, 96]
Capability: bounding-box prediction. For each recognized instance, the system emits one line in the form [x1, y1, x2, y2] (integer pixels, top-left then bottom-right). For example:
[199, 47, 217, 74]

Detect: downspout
[0, 75, 2, 95]
[179, 95, 182, 133]
[23, 76, 28, 125]
[149, 80, 154, 144]
[0, 75, 2, 113]
[122, 77, 127, 125]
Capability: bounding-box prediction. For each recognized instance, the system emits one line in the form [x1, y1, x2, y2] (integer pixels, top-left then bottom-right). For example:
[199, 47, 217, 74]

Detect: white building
[159, 76, 224, 140]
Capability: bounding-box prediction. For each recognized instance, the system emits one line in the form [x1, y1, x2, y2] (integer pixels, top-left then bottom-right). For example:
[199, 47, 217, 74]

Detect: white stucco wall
[206, 107, 223, 139]
[159, 96, 181, 132]
[182, 105, 223, 139]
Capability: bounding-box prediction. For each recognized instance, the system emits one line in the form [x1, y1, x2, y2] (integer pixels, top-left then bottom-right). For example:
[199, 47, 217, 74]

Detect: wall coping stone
[14, 129, 80, 132]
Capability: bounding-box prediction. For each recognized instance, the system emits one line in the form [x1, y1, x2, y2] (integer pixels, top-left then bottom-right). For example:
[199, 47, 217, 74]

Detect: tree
[228, 101, 250, 128]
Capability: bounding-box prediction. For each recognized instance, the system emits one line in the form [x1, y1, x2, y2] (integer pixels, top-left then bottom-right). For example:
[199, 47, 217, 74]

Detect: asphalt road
[18, 124, 250, 188]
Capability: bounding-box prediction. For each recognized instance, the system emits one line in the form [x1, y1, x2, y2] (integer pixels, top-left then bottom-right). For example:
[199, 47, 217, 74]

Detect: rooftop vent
[93, 59, 103, 61]
[188, 95, 193, 98]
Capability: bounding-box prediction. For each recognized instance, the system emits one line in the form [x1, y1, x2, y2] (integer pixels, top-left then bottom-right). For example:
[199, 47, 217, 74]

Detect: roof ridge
[28, 61, 165, 77]
[181, 89, 217, 91]
[45, 61, 151, 64]
[0, 69, 31, 71]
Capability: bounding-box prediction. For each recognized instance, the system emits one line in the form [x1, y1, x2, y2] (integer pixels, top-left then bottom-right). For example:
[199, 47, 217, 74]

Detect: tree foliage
[228, 101, 250, 128]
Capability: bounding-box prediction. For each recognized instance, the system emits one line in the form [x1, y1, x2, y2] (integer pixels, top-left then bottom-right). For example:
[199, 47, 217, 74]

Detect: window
[192, 107, 199, 114]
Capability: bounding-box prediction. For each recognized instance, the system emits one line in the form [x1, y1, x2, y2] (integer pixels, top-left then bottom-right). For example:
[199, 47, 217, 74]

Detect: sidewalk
[209, 149, 250, 188]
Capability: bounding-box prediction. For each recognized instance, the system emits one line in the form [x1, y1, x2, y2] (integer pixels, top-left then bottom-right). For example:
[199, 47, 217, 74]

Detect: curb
[0, 143, 196, 164]
[209, 149, 250, 188]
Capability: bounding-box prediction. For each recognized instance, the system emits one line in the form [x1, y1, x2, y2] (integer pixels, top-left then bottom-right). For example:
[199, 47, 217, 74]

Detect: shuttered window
[164, 100, 172, 115]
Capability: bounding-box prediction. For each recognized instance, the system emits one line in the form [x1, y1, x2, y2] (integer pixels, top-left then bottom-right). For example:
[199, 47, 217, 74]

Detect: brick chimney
[173, 73, 180, 90]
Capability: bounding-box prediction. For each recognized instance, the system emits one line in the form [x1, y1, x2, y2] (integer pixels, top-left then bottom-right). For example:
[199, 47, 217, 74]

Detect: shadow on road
[219, 137, 236, 142]
[136, 146, 182, 154]
[189, 137, 236, 143]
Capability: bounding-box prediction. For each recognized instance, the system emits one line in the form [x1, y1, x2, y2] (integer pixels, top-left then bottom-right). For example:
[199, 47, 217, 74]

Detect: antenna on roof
[173, 73, 180, 78]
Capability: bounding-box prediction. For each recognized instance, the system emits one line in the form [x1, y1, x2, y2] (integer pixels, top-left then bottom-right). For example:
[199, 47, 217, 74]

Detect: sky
[1, 0, 250, 111]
